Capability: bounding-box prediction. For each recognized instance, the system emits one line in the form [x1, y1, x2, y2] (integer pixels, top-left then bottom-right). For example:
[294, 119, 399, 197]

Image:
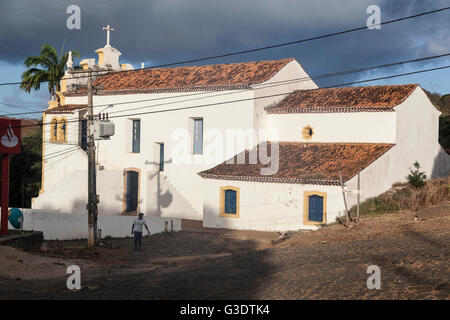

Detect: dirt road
[0, 202, 448, 299]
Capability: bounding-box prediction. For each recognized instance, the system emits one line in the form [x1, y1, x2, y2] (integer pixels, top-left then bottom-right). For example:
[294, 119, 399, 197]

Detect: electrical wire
[0, 6, 448, 87]
[3, 63, 449, 131]
[2, 51, 449, 118]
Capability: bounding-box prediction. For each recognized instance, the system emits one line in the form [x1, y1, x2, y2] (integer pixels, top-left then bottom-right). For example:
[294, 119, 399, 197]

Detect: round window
[302, 125, 314, 140]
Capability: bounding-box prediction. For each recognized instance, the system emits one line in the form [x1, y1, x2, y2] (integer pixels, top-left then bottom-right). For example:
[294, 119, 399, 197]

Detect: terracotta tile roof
[265, 84, 418, 113]
[65, 58, 294, 96]
[199, 142, 394, 185]
[45, 104, 87, 114]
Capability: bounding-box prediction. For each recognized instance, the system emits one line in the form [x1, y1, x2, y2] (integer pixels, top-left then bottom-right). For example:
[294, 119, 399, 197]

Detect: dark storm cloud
[0, 0, 449, 87]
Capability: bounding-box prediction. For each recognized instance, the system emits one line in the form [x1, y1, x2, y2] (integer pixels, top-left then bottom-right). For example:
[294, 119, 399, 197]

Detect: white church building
[32, 32, 450, 231]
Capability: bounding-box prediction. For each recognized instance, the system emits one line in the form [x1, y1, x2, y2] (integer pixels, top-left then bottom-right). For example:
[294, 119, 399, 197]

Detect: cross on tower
[102, 25, 115, 47]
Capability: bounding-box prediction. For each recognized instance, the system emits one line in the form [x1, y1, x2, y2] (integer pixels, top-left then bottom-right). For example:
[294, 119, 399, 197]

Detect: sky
[0, 0, 449, 119]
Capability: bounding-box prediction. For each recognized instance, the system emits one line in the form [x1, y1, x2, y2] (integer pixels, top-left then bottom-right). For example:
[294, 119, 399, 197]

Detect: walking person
[131, 213, 150, 251]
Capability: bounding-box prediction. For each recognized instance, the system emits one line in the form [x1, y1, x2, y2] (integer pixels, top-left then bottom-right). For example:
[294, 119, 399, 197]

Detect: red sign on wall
[0, 119, 21, 154]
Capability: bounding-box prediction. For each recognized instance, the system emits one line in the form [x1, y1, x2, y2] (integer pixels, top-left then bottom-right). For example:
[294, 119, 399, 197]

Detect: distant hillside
[424, 90, 450, 151]
[425, 90, 450, 116]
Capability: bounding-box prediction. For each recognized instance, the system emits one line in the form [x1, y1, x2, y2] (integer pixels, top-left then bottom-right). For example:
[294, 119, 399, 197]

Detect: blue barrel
[8, 208, 23, 229]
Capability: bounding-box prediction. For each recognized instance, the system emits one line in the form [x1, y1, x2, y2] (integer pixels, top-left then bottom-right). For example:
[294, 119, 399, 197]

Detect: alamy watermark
[66, 265, 81, 290]
[367, 5, 381, 29]
[171, 128, 280, 175]
[66, 5, 81, 30]
[366, 265, 381, 289]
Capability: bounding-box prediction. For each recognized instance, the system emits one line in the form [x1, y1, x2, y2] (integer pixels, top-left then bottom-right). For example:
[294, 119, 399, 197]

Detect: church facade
[32, 37, 450, 231]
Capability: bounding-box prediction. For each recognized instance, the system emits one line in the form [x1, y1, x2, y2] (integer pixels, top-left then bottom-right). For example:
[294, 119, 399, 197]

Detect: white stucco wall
[202, 179, 344, 231]
[32, 170, 88, 213]
[35, 89, 258, 220]
[92, 90, 255, 219]
[253, 60, 318, 139]
[39, 110, 86, 191]
[345, 87, 450, 207]
[269, 111, 396, 143]
[8, 209, 180, 240]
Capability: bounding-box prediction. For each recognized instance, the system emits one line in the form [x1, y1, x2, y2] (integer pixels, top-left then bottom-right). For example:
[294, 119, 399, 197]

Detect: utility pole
[339, 172, 350, 225]
[87, 72, 98, 247]
[69, 68, 113, 246]
[357, 173, 360, 222]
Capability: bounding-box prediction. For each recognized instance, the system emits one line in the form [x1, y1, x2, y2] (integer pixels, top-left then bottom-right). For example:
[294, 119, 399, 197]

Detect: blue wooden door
[308, 195, 324, 222]
[126, 171, 138, 212]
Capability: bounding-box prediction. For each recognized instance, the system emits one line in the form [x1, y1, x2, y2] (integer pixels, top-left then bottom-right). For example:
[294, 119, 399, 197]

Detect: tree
[20, 44, 80, 97]
[439, 115, 450, 149]
[406, 161, 427, 189]
[440, 94, 450, 104]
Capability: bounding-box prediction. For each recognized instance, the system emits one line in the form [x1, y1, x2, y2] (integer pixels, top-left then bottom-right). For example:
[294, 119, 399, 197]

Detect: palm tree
[20, 44, 80, 97]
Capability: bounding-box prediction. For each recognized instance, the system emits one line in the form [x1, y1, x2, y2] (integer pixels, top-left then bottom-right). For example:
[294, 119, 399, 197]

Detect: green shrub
[406, 161, 427, 189]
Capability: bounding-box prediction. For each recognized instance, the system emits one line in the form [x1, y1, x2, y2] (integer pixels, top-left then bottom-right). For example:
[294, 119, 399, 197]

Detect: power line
[141, 7, 450, 69]
[42, 146, 79, 158]
[0, 104, 49, 117]
[3, 63, 450, 131]
[106, 65, 450, 119]
[2, 52, 450, 118]
[8, 63, 450, 169]
[0, 0, 71, 15]
[0, 102, 44, 113]
[0, 6, 448, 87]
[104, 53, 450, 116]
[26, 63, 450, 164]
[43, 147, 80, 161]
[0, 0, 115, 18]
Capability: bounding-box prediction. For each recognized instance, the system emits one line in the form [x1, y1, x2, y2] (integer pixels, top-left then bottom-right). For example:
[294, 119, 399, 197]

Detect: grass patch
[350, 176, 450, 217]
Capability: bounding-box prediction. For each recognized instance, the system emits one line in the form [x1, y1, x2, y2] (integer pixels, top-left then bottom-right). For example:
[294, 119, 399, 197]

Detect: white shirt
[133, 218, 147, 233]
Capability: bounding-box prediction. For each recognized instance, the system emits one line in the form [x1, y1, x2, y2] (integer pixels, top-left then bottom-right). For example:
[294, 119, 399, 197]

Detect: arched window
[50, 117, 58, 142]
[58, 117, 67, 142]
[302, 125, 314, 141]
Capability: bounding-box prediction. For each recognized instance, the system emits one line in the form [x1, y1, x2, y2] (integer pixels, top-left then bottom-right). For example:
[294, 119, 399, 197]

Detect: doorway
[123, 169, 140, 213]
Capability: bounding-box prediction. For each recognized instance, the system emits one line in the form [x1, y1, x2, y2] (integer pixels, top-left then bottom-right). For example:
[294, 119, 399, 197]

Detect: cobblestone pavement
[0, 202, 448, 299]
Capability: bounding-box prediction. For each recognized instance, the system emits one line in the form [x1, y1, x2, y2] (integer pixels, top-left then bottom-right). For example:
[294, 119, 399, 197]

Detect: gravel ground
[0, 201, 448, 299]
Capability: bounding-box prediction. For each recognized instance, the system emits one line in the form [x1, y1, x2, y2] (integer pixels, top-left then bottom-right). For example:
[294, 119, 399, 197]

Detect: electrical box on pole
[90, 120, 115, 140]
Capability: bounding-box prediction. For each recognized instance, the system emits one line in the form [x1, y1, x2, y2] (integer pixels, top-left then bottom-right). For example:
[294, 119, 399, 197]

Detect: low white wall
[8, 209, 181, 240]
[202, 180, 344, 232]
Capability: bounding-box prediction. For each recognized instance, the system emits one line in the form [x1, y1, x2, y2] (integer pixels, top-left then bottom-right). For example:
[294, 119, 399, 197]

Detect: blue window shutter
[159, 143, 164, 171]
[132, 120, 140, 153]
[62, 122, 66, 139]
[224, 189, 237, 214]
[53, 122, 58, 139]
[308, 195, 323, 222]
[193, 119, 203, 154]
